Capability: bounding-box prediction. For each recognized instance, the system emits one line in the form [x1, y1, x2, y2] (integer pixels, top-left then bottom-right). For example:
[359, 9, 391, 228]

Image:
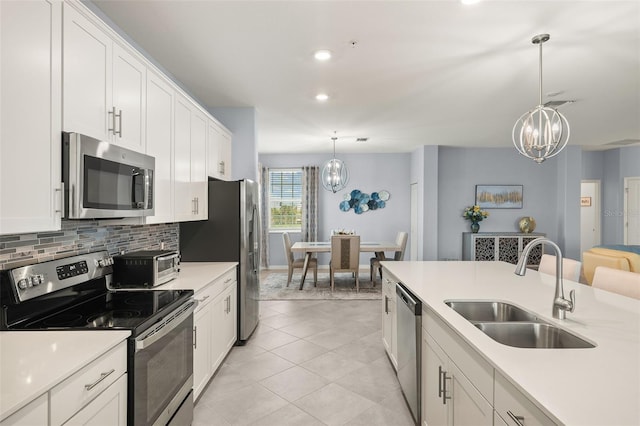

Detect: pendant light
[512, 34, 570, 164]
[321, 132, 349, 193]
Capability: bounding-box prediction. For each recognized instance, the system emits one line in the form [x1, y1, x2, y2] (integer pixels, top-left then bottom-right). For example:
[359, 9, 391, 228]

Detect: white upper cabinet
[112, 43, 146, 152]
[207, 120, 232, 181]
[63, 3, 146, 152]
[145, 71, 174, 224]
[174, 93, 208, 222]
[0, 0, 63, 235]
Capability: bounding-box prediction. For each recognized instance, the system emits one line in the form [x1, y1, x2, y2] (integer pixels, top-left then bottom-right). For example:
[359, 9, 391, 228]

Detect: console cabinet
[462, 232, 546, 267]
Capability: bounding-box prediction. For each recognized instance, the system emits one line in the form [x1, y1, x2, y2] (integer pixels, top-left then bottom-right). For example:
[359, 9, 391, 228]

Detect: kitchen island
[381, 260, 640, 425]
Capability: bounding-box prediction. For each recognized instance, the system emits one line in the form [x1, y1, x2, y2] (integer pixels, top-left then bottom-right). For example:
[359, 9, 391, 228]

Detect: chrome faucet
[514, 237, 575, 320]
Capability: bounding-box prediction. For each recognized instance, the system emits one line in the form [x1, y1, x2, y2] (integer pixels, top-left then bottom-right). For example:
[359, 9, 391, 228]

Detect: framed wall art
[475, 185, 523, 209]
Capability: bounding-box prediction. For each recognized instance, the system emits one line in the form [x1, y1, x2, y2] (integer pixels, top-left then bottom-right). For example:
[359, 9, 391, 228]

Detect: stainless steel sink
[474, 322, 596, 349]
[444, 300, 596, 349]
[444, 300, 540, 323]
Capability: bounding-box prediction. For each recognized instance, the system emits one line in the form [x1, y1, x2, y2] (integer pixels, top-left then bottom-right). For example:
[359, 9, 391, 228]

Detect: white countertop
[382, 261, 640, 425]
[0, 330, 131, 421]
[159, 262, 238, 293]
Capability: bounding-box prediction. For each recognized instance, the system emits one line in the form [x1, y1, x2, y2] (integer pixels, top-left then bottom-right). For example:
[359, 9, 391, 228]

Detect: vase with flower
[463, 205, 489, 233]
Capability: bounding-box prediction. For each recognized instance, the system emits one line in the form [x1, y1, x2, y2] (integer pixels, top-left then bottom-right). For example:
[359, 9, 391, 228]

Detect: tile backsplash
[0, 221, 179, 270]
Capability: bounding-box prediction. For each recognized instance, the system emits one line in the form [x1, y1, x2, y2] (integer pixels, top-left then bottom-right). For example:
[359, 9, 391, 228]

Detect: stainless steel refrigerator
[179, 179, 260, 343]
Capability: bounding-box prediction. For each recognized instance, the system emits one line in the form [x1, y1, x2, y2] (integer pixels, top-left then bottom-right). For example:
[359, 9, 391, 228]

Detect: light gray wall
[259, 153, 411, 267]
[554, 146, 582, 260]
[436, 147, 561, 261]
[581, 151, 604, 181]
[410, 146, 439, 260]
[208, 107, 258, 182]
[602, 146, 640, 244]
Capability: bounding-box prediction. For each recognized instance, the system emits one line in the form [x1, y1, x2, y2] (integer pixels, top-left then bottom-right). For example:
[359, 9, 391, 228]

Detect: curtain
[259, 164, 269, 268]
[301, 166, 319, 242]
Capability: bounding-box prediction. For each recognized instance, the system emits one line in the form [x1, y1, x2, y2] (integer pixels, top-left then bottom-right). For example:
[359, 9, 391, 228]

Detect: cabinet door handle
[108, 107, 116, 135]
[384, 295, 388, 314]
[219, 161, 224, 175]
[193, 326, 197, 349]
[507, 411, 525, 426]
[55, 183, 65, 218]
[438, 365, 443, 398]
[441, 368, 451, 404]
[115, 109, 123, 137]
[84, 369, 115, 391]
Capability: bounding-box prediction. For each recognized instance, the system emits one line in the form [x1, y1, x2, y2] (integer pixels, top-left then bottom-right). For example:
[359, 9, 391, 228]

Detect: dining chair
[537, 254, 582, 282]
[330, 235, 360, 292]
[592, 266, 640, 299]
[370, 231, 408, 284]
[282, 232, 317, 287]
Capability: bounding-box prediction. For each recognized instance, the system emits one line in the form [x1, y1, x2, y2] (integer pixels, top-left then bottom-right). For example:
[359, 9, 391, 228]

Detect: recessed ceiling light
[314, 50, 332, 61]
[316, 93, 329, 101]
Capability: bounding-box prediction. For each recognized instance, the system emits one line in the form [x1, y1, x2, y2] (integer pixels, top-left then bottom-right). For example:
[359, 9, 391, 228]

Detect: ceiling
[91, 0, 640, 155]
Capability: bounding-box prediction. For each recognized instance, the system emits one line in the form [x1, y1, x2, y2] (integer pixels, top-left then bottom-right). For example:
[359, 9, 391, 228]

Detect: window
[269, 169, 302, 231]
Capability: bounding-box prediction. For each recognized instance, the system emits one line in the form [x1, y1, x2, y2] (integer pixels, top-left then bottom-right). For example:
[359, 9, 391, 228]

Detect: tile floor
[193, 299, 415, 426]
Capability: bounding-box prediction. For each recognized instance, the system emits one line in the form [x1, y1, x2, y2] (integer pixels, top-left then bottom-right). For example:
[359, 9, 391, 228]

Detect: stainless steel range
[0, 251, 196, 426]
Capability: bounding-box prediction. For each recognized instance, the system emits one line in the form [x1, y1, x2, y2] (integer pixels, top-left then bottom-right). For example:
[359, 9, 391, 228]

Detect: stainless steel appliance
[62, 132, 155, 219]
[396, 283, 422, 425]
[0, 251, 195, 426]
[112, 250, 180, 288]
[180, 179, 260, 342]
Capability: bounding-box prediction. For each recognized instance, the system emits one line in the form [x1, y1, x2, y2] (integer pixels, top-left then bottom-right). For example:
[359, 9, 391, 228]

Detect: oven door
[131, 299, 196, 426]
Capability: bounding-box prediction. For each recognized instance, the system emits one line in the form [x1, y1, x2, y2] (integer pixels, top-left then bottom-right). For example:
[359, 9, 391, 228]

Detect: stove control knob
[18, 279, 28, 289]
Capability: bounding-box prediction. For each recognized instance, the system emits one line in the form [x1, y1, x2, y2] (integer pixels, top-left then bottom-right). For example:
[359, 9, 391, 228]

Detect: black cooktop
[15, 289, 192, 333]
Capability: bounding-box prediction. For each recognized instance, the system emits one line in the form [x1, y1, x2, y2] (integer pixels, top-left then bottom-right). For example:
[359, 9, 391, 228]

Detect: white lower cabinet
[193, 300, 213, 399]
[63, 374, 127, 426]
[421, 329, 492, 426]
[421, 307, 557, 426]
[381, 269, 398, 370]
[193, 268, 238, 400]
[0, 394, 47, 426]
[422, 308, 493, 426]
[1, 341, 127, 426]
[494, 372, 555, 426]
[50, 342, 127, 426]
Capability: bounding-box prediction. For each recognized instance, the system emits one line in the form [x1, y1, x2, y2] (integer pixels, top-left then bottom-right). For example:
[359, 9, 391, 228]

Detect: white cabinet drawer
[494, 372, 556, 426]
[194, 269, 236, 313]
[220, 269, 237, 289]
[50, 342, 127, 426]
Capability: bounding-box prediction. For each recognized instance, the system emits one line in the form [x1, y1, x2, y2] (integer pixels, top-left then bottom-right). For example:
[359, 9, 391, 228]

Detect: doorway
[624, 177, 640, 244]
[580, 180, 601, 256]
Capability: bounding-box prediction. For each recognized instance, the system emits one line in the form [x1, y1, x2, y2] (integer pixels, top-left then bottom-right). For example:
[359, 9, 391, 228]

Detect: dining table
[290, 241, 402, 290]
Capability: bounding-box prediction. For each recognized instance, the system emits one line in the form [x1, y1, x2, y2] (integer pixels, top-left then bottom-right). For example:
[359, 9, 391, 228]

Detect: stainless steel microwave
[62, 132, 155, 219]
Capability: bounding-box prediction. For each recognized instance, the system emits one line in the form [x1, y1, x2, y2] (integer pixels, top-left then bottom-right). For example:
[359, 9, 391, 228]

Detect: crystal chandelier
[321, 132, 349, 193]
[512, 34, 570, 164]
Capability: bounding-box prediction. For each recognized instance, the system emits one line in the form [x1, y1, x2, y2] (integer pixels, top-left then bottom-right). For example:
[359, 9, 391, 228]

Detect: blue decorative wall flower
[340, 189, 390, 214]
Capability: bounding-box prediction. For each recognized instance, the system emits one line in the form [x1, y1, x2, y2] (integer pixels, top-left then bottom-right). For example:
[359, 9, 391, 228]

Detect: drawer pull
[224, 277, 232, 284]
[84, 369, 115, 391]
[197, 295, 210, 303]
[507, 410, 525, 426]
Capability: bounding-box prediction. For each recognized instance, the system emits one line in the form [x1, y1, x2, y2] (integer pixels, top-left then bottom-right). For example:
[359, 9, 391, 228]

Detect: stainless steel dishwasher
[396, 282, 422, 426]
